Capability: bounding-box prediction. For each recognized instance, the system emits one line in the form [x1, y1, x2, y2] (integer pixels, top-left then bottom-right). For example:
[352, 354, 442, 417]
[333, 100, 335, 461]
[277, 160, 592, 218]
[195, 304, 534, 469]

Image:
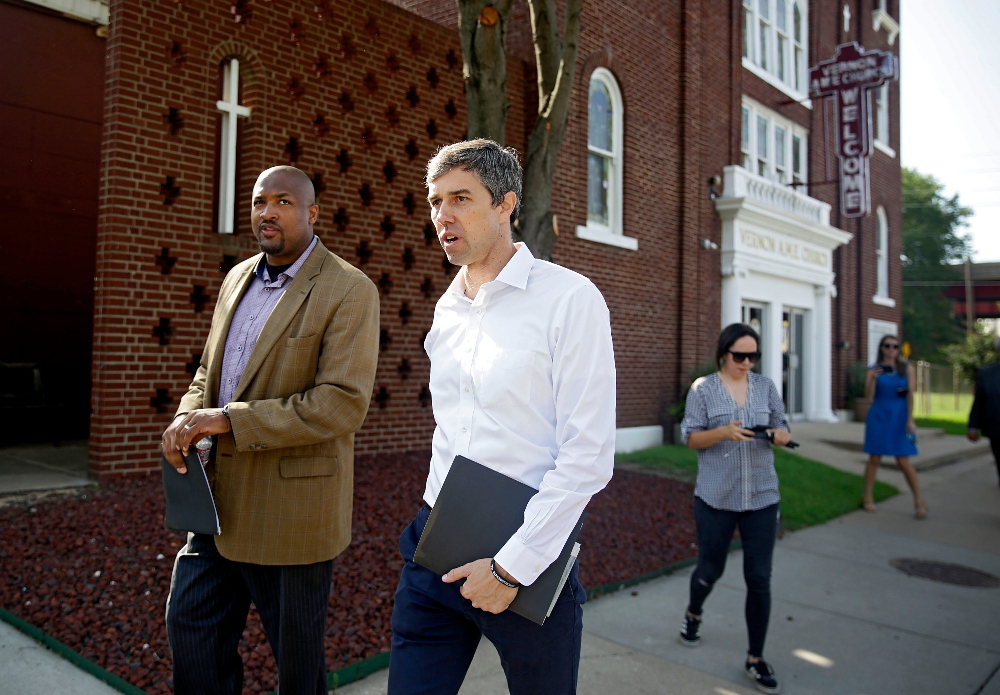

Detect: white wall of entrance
[715, 165, 852, 422]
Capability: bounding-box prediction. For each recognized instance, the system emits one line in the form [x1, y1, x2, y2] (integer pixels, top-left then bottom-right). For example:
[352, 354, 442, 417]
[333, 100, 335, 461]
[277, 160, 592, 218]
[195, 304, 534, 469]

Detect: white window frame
[741, 97, 808, 186]
[872, 2, 900, 45]
[792, 2, 805, 93]
[743, 0, 811, 106]
[792, 132, 804, 184]
[775, 0, 789, 84]
[216, 57, 251, 235]
[576, 68, 637, 250]
[874, 83, 896, 157]
[741, 107, 752, 170]
[873, 206, 895, 306]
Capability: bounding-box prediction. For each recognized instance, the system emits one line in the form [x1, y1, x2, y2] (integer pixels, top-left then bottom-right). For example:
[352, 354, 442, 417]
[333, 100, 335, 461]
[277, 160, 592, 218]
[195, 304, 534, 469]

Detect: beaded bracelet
[490, 559, 520, 588]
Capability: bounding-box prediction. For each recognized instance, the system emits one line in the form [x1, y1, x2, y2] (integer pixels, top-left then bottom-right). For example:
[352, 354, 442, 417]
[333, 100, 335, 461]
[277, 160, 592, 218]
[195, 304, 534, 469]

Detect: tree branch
[544, 0, 583, 124]
[526, 0, 561, 103]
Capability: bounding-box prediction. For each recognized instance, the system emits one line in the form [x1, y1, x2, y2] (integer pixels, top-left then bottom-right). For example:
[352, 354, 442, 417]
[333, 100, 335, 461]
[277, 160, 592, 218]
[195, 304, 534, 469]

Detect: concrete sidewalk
[0, 619, 122, 695]
[789, 420, 991, 474]
[0, 441, 91, 496]
[337, 452, 1000, 695]
[1, 427, 997, 694]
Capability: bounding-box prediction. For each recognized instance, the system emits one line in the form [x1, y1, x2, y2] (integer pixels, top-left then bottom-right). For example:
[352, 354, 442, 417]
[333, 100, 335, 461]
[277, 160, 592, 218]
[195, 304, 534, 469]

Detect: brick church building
[2, 0, 902, 476]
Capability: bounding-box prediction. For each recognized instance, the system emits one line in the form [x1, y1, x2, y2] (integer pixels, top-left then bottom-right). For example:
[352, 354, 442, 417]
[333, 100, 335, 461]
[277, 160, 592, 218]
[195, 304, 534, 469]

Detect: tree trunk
[514, 0, 583, 259]
[457, 0, 584, 259]
[458, 0, 514, 143]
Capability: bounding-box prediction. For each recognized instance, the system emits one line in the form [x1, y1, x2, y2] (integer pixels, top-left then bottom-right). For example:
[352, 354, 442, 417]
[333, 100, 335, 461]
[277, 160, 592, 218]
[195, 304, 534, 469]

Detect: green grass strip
[914, 415, 970, 436]
[328, 650, 391, 690]
[0, 606, 146, 695]
[617, 444, 899, 532]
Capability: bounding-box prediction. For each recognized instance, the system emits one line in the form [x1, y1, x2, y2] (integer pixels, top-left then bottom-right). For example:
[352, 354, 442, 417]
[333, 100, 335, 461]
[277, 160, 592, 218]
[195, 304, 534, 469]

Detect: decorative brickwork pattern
[91, 0, 525, 475]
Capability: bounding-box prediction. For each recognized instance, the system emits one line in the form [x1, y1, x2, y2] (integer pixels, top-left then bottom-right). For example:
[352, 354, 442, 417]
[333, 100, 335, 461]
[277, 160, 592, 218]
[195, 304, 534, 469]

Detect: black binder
[161, 450, 221, 535]
[413, 455, 585, 626]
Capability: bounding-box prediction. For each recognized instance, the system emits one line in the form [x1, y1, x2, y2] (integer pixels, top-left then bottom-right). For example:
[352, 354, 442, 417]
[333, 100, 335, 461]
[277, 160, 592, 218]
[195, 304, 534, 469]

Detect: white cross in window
[216, 57, 251, 234]
[842, 4, 851, 32]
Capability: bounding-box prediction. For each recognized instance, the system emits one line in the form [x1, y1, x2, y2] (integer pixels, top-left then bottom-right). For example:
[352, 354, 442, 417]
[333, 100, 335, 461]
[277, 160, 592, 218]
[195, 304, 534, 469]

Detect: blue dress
[864, 366, 918, 457]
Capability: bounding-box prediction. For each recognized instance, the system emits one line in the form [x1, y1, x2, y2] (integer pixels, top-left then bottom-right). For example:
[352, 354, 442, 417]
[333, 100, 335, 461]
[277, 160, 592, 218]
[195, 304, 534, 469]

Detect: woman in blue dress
[862, 334, 927, 518]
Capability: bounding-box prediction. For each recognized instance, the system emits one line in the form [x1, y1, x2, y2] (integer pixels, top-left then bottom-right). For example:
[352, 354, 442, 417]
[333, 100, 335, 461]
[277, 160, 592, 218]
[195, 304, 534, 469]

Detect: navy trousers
[388, 506, 586, 695]
[165, 533, 333, 695]
[687, 497, 779, 658]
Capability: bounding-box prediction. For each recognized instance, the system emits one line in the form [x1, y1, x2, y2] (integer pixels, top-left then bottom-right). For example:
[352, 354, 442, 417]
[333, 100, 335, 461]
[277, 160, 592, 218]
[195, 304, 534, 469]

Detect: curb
[2, 549, 736, 695]
[1, 601, 391, 695]
[327, 651, 391, 691]
[0, 606, 145, 695]
[881, 441, 991, 472]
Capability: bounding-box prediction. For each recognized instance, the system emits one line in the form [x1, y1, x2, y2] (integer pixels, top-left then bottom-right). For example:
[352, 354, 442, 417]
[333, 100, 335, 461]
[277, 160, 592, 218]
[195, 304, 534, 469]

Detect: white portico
[715, 166, 852, 422]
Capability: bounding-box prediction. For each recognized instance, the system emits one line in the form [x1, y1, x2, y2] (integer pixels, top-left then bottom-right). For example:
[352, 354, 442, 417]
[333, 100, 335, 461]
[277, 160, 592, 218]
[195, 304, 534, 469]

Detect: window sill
[874, 140, 896, 158]
[742, 58, 812, 109]
[872, 294, 896, 308]
[575, 225, 638, 250]
[872, 9, 900, 45]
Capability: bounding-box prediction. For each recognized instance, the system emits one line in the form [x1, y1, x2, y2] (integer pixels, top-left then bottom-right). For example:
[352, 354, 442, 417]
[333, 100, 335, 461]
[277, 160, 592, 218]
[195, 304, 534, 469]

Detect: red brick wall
[91, 0, 530, 474]
[375, 0, 726, 429]
[91, 0, 903, 474]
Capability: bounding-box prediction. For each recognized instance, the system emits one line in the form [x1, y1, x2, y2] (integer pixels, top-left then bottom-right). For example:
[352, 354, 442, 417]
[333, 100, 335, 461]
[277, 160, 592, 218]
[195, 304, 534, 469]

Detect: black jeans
[991, 438, 1000, 483]
[687, 496, 779, 658]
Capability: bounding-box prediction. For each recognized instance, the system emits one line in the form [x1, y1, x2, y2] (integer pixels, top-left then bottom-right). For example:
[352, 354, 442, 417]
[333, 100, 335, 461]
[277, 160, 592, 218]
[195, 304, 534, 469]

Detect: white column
[721, 267, 744, 328]
[767, 301, 785, 393]
[812, 283, 837, 421]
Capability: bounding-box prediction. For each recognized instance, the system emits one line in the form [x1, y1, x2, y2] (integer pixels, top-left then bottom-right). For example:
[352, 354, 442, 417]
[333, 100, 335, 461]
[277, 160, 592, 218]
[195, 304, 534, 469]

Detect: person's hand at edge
[769, 428, 792, 447]
[161, 408, 232, 474]
[722, 420, 755, 442]
[968, 428, 980, 442]
[442, 558, 518, 614]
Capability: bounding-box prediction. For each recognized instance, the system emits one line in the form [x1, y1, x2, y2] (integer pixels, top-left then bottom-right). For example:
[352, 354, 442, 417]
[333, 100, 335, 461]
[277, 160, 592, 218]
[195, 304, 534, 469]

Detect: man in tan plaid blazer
[161, 166, 379, 695]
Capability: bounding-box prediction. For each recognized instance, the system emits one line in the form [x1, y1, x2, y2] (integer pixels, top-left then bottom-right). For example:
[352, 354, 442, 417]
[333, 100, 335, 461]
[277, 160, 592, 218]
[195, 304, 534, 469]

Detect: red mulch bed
[0, 452, 695, 694]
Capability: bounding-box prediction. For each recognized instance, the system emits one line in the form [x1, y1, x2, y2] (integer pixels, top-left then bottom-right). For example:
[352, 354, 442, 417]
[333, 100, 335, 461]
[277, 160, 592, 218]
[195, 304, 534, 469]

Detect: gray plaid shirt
[680, 371, 789, 511]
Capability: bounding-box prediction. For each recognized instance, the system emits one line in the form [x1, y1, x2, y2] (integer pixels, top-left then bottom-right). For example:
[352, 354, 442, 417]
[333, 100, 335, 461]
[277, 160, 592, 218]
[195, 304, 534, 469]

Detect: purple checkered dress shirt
[216, 235, 318, 408]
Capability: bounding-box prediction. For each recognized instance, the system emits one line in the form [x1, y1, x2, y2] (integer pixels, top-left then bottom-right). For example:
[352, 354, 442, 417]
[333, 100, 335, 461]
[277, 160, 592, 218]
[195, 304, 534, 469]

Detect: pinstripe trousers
[165, 533, 333, 695]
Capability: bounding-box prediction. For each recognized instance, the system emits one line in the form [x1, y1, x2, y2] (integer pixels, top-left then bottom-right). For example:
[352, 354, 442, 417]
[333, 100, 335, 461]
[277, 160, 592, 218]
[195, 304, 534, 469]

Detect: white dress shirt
[423, 243, 616, 586]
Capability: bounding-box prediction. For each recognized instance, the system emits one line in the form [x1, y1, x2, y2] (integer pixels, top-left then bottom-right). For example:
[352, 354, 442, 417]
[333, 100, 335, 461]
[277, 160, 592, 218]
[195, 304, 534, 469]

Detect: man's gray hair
[994, 335, 1000, 351]
[425, 139, 523, 223]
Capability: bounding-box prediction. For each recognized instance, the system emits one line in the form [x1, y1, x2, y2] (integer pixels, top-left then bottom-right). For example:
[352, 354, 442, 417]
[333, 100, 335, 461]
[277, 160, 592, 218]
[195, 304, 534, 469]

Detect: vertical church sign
[809, 42, 898, 217]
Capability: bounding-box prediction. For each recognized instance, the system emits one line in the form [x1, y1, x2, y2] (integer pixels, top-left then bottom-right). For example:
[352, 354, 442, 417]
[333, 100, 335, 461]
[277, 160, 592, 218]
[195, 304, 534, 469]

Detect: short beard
[258, 238, 284, 256]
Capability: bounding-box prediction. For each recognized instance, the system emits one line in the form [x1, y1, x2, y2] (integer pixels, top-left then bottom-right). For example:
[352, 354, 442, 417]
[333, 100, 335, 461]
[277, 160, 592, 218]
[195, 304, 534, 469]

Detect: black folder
[161, 450, 220, 535]
[413, 455, 585, 626]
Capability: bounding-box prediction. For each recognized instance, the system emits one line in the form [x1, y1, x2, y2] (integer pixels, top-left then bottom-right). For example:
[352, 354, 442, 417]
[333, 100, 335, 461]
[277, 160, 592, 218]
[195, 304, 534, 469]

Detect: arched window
[876, 206, 889, 299]
[577, 68, 635, 249]
[215, 57, 251, 234]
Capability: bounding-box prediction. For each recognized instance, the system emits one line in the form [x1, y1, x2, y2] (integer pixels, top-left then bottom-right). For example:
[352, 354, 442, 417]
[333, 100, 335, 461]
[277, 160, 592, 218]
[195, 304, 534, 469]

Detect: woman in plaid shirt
[677, 323, 791, 694]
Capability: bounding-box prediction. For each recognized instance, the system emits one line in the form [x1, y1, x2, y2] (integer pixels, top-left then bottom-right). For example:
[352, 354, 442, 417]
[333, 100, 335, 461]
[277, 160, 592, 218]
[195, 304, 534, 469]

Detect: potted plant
[667, 359, 719, 443]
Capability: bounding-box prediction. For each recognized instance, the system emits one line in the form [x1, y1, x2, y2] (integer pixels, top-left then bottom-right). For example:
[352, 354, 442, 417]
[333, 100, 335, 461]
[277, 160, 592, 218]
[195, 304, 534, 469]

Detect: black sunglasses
[728, 350, 761, 363]
[882, 343, 900, 350]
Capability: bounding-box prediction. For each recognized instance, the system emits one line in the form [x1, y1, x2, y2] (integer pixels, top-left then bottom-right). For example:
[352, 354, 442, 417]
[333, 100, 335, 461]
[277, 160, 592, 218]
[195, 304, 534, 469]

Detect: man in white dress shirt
[387, 140, 617, 695]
